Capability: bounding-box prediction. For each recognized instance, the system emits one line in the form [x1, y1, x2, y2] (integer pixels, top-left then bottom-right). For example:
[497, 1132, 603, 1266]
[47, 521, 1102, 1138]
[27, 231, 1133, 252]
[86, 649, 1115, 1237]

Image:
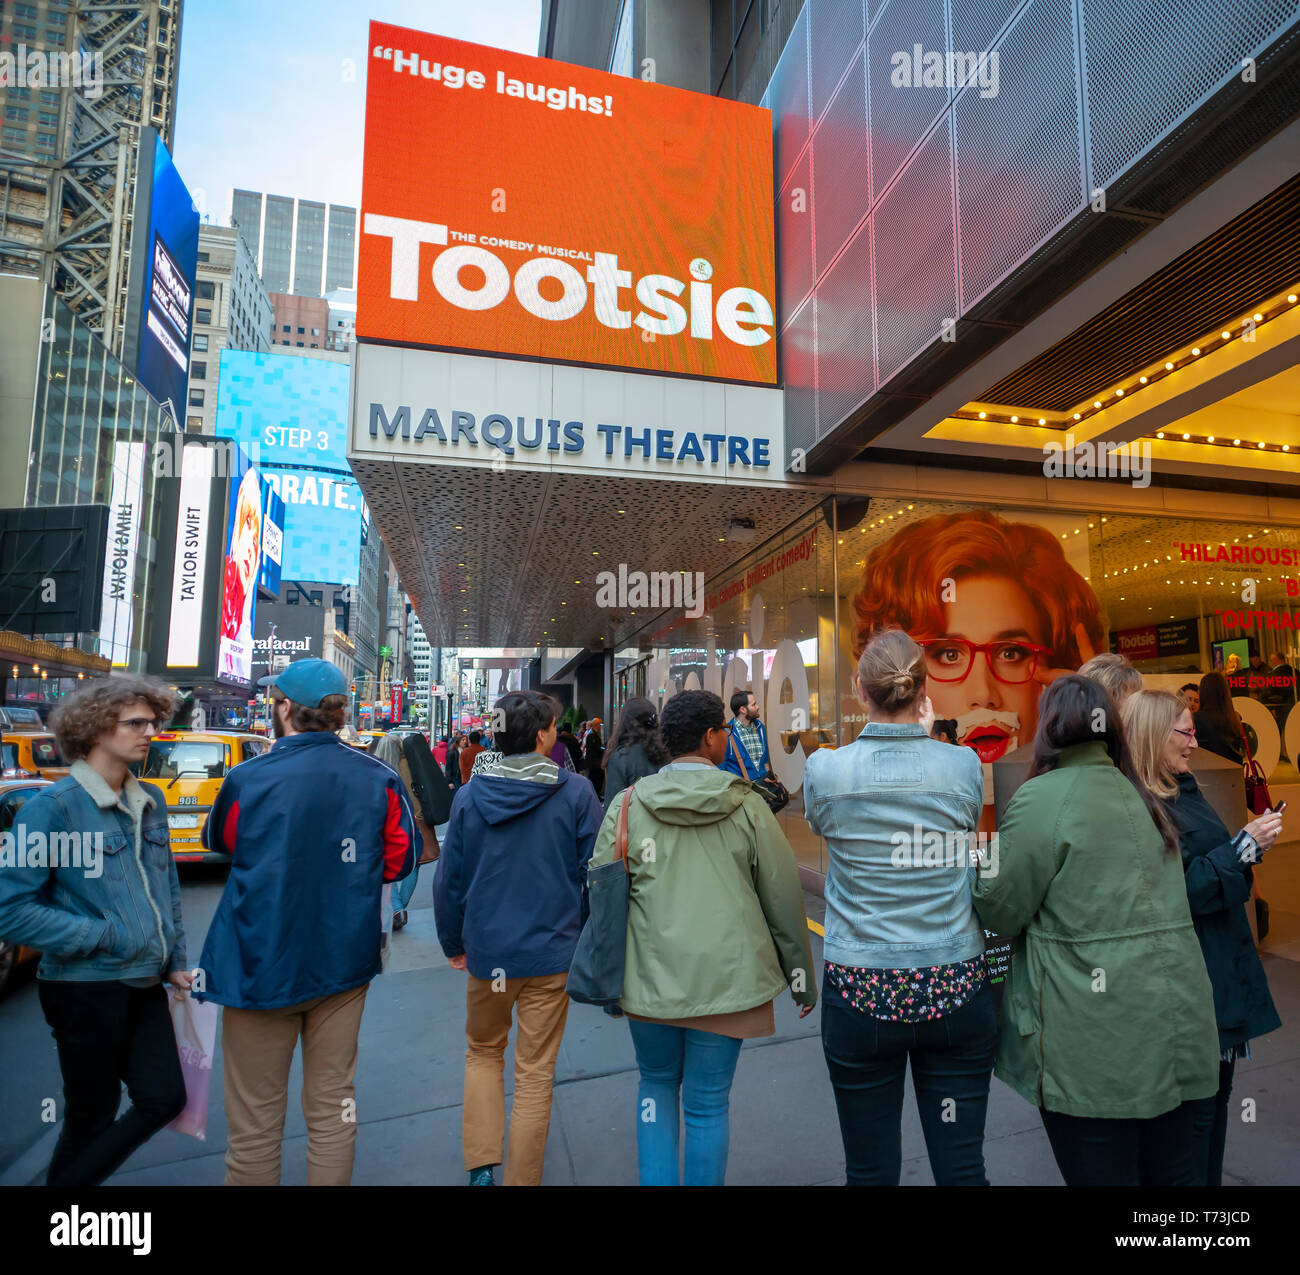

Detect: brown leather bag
[417, 819, 440, 865]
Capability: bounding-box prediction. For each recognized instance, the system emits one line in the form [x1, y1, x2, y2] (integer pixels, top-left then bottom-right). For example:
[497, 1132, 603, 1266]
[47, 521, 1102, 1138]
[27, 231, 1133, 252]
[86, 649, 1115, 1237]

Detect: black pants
[1040, 1100, 1200, 1186]
[1188, 1059, 1235, 1186]
[821, 968, 997, 1185]
[38, 979, 187, 1187]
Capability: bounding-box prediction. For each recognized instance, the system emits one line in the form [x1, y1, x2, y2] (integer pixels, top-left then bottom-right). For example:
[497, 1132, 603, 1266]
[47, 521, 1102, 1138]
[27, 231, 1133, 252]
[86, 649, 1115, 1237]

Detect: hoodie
[590, 768, 816, 1019]
[434, 762, 604, 979]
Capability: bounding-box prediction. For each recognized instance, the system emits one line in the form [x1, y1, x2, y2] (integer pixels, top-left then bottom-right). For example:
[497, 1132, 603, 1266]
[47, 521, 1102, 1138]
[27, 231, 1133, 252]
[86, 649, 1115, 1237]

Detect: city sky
[172, 0, 542, 221]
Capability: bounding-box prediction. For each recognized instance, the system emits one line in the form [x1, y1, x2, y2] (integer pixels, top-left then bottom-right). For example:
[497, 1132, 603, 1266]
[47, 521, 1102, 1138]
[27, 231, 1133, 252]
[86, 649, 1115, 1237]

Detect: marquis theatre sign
[358, 22, 777, 385]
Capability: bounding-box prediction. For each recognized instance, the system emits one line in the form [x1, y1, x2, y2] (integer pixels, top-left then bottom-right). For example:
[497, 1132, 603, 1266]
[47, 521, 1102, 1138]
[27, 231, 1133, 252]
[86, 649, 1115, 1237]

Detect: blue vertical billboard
[214, 350, 362, 585]
[122, 128, 200, 426]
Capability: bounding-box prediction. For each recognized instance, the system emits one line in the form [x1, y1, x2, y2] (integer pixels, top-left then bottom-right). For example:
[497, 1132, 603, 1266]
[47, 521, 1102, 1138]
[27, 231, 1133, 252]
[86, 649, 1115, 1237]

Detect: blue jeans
[626, 1019, 743, 1186]
[820, 968, 996, 1185]
[392, 865, 419, 912]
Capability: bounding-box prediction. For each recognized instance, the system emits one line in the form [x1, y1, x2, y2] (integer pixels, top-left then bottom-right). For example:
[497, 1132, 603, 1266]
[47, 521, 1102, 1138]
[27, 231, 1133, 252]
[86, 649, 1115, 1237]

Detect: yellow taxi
[0, 774, 53, 996]
[140, 729, 271, 863]
[1, 730, 70, 780]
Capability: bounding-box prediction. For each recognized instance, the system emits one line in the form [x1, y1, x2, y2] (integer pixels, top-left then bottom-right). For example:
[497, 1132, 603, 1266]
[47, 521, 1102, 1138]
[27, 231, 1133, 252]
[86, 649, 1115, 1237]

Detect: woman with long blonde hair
[1121, 689, 1283, 1185]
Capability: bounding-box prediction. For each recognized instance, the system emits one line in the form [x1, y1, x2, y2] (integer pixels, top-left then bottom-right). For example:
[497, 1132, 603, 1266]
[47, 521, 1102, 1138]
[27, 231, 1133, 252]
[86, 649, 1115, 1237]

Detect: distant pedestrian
[1123, 689, 1283, 1185]
[805, 630, 996, 1186]
[1194, 671, 1245, 765]
[0, 676, 190, 1187]
[583, 719, 605, 798]
[447, 733, 465, 790]
[721, 689, 776, 785]
[973, 675, 1220, 1186]
[199, 660, 417, 1186]
[594, 689, 815, 1186]
[371, 731, 436, 930]
[435, 691, 603, 1187]
[1178, 683, 1201, 714]
[556, 721, 583, 772]
[459, 729, 485, 784]
[601, 697, 667, 814]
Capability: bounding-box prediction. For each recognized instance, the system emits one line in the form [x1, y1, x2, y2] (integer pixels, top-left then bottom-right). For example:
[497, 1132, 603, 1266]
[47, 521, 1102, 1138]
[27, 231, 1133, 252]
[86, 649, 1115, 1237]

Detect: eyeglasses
[1171, 726, 1197, 741]
[919, 639, 1050, 686]
[117, 717, 160, 734]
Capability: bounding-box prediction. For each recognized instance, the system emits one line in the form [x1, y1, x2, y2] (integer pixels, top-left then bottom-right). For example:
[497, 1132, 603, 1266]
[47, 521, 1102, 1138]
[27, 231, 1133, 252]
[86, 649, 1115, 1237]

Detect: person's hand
[917, 694, 936, 736]
[1033, 621, 1097, 687]
[797, 1004, 814, 1019]
[1243, 810, 1284, 853]
[449, 954, 467, 971]
[167, 968, 195, 999]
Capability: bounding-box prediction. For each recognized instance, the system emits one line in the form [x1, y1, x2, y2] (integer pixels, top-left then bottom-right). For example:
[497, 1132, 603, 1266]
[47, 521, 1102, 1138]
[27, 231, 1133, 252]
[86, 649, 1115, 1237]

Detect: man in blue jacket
[198, 659, 417, 1186]
[435, 689, 603, 1187]
[721, 689, 773, 782]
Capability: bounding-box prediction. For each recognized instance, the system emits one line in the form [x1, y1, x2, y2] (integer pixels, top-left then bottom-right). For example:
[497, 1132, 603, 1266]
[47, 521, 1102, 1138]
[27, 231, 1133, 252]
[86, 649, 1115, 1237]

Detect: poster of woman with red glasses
[849, 508, 1106, 803]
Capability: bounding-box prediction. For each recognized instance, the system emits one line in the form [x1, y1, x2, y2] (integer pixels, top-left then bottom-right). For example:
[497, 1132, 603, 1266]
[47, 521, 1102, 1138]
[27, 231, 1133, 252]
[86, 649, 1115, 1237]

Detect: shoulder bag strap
[1237, 714, 1254, 762]
[615, 783, 635, 874]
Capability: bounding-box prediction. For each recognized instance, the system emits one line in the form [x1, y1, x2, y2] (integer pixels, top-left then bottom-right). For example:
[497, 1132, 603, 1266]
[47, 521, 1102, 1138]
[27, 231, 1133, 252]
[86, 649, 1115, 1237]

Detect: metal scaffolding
[0, 0, 184, 359]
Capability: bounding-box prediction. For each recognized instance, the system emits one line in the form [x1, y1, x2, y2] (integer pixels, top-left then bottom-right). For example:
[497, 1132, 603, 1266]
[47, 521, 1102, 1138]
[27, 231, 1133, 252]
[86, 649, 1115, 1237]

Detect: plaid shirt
[730, 717, 765, 777]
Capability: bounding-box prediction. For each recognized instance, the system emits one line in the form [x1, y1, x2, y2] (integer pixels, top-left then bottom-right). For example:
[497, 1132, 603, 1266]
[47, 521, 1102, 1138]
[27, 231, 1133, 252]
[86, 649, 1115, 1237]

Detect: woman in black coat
[583, 721, 605, 799]
[1123, 690, 1284, 1185]
[600, 697, 669, 814]
[1193, 670, 1245, 765]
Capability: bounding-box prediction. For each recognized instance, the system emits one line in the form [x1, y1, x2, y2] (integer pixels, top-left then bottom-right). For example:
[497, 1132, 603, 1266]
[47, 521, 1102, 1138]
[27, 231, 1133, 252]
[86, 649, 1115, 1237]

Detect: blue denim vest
[0, 762, 184, 981]
[803, 724, 985, 968]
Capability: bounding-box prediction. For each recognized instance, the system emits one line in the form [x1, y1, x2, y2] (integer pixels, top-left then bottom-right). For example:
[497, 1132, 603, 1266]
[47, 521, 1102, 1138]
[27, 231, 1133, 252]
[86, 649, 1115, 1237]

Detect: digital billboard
[358, 23, 777, 385]
[122, 129, 199, 424]
[214, 350, 362, 584]
[217, 462, 264, 687]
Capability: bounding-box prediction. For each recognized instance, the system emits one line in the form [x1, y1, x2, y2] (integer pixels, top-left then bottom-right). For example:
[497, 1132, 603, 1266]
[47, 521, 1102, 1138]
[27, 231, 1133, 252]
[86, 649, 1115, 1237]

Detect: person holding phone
[1121, 689, 1283, 1185]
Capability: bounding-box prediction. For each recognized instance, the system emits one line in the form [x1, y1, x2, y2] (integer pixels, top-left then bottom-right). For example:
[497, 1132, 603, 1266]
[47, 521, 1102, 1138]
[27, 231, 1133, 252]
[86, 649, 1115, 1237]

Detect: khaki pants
[463, 972, 569, 1185]
[221, 983, 369, 1186]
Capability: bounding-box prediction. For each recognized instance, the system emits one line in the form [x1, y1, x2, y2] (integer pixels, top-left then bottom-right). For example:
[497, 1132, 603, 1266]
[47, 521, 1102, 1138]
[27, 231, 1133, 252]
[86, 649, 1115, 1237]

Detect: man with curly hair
[0, 674, 191, 1186]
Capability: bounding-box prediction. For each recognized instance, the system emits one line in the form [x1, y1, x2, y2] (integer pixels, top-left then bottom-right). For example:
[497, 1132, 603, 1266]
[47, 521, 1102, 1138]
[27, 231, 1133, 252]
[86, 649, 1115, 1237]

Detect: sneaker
[468, 1166, 495, 1186]
[392, 910, 408, 931]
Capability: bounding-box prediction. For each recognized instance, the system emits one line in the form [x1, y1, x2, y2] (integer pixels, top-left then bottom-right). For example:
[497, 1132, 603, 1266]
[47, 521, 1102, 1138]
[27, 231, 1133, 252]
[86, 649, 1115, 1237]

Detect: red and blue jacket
[197, 730, 418, 1010]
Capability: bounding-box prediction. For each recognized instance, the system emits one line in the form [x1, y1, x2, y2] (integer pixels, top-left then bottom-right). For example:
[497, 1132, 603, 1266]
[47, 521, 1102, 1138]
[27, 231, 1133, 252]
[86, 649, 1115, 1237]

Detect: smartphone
[1272, 801, 1287, 815]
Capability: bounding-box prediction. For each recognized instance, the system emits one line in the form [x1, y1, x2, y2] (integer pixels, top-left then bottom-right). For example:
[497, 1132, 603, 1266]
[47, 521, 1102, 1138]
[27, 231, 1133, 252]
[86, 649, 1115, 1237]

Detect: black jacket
[601, 741, 660, 814]
[1165, 771, 1281, 1051]
[557, 730, 583, 773]
[1192, 711, 1244, 766]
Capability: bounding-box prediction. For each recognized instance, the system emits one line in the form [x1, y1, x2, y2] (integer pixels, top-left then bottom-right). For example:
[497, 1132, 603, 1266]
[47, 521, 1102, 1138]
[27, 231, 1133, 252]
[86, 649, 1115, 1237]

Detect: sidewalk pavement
[4, 879, 1298, 1186]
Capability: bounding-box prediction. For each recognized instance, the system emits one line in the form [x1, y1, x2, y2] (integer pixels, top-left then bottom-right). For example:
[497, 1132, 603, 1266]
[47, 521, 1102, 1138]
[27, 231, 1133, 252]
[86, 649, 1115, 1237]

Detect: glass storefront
[26, 292, 173, 672]
[617, 495, 1300, 878]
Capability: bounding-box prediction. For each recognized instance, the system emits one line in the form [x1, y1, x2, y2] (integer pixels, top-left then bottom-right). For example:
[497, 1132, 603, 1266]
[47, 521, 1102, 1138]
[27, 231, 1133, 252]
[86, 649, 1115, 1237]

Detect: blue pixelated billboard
[214, 351, 362, 585]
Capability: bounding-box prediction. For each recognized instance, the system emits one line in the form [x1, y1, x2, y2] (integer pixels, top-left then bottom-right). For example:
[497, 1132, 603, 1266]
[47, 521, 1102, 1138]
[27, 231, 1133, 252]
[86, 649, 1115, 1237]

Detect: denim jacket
[803, 724, 985, 968]
[0, 760, 185, 981]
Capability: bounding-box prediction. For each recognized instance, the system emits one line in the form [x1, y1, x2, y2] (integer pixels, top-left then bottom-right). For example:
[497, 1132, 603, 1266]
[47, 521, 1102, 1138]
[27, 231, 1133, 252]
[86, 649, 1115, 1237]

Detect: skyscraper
[230, 189, 357, 298]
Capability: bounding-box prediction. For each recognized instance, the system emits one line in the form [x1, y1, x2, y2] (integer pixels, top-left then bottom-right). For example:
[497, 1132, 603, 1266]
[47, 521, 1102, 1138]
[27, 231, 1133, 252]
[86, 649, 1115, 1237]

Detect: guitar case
[402, 731, 453, 825]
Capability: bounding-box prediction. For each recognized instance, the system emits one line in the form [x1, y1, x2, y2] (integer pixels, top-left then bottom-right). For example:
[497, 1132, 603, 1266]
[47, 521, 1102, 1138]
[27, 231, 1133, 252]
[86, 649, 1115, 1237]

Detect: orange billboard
[359, 22, 777, 385]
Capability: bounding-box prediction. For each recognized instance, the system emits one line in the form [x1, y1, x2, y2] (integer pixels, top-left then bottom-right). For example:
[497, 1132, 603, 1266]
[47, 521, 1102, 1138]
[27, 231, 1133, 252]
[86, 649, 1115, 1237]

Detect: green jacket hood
[627, 768, 752, 826]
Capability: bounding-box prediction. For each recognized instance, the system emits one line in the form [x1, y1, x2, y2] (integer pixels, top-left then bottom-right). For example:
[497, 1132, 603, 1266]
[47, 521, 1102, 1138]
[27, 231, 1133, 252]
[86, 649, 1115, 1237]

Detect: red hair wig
[850, 510, 1105, 666]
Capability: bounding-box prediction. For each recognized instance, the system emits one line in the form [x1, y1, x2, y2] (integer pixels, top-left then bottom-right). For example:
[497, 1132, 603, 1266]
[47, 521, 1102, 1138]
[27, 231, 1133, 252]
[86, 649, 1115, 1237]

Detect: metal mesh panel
[812, 50, 870, 279]
[951, 0, 1024, 60]
[771, 2, 813, 190]
[955, 0, 1085, 311]
[873, 122, 957, 386]
[809, 0, 868, 124]
[868, 0, 950, 202]
[814, 217, 875, 439]
[1081, 0, 1298, 191]
[778, 151, 816, 333]
[781, 294, 819, 459]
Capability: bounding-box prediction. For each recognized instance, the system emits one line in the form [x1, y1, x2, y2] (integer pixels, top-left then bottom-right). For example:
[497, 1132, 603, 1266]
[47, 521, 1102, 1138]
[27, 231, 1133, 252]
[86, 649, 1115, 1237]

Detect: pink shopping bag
[165, 987, 219, 1140]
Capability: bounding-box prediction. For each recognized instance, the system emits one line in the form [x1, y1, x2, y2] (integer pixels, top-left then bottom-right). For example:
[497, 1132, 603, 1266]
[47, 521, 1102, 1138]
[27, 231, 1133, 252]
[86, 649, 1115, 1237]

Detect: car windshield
[141, 740, 228, 780]
[1, 744, 19, 771]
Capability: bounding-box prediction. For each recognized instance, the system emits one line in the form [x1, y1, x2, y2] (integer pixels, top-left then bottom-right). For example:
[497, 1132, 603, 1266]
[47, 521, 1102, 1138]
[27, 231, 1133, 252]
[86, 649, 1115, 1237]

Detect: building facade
[269, 293, 330, 351]
[185, 223, 271, 433]
[230, 189, 357, 298]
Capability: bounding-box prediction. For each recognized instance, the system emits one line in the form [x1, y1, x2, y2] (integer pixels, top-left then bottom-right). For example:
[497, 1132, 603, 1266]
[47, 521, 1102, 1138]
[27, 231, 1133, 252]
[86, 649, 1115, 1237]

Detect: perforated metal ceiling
[349, 457, 823, 649]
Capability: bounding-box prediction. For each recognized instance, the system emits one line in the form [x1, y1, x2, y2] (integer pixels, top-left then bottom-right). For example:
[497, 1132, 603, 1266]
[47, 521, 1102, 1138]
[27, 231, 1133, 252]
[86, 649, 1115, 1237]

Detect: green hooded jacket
[973, 742, 1220, 1119]
[591, 767, 817, 1019]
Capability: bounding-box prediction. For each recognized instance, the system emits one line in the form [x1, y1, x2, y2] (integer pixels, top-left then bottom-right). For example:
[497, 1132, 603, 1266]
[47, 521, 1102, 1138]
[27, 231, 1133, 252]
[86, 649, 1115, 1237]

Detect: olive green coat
[973, 742, 1219, 1119]
[592, 767, 816, 1019]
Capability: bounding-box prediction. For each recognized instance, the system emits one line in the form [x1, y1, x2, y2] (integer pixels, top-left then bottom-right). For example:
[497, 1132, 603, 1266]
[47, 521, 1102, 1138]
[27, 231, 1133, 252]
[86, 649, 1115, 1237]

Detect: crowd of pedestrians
[0, 636, 1285, 1187]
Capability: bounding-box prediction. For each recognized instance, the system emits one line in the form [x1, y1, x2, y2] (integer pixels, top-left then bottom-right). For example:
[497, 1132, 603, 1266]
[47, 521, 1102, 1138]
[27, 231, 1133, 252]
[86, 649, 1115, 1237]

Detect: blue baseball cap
[257, 658, 349, 707]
